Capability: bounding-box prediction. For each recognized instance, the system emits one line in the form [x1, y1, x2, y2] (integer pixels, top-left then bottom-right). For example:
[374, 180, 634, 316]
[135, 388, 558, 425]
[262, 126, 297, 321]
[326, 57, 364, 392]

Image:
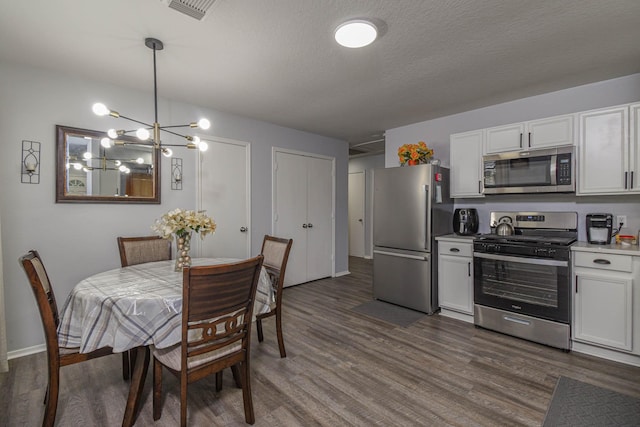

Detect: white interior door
[273, 149, 334, 287]
[198, 138, 250, 259]
[305, 156, 333, 282]
[274, 151, 308, 286]
[348, 171, 365, 257]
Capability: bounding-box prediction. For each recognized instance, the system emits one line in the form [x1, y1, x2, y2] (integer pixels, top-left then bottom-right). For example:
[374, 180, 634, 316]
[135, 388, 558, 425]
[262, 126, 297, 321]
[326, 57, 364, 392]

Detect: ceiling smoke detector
[162, 0, 217, 21]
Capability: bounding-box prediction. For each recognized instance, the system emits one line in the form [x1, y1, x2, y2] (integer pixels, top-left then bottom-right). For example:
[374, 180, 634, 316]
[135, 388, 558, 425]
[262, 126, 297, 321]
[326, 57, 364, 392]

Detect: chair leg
[122, 351, 130, 380]
[256, 318, 264, 342]
[43, 367, 59, 427]
[216, 371, 223, 392]
[275, 308, 286, 358]
[180, 374, 188, 427]
[231, 364, 242, 388]
[240, 361, 255, 425]
[153, 358, 163, 421]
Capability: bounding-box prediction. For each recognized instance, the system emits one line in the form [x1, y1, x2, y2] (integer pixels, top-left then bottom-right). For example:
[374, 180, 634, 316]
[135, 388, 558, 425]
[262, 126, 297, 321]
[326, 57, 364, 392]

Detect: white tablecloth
[57, 258, 274, 353]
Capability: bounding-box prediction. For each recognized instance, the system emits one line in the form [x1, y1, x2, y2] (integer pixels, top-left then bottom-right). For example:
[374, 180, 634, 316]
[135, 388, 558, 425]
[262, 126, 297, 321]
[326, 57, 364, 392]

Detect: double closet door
[273, 150, 334, 287]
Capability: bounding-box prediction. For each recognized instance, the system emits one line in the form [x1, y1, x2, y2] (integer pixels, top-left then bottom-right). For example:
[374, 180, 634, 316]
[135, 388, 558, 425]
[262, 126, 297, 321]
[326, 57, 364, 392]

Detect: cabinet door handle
[302, 223, 308, 229]
[631, 171, 635, 189]
[625, 171, 628, 189]
[593, 259, 611, 265]
[519, 133, 523, 148]
[449, 248, 460, 253]
[478, 180, 482, 194]
[528, 132, 531, 148]
[240, 226, 248, 232]
[468, 262, 471, 277]
[575, 275, 578, 293]
[307, 223, 313, 228]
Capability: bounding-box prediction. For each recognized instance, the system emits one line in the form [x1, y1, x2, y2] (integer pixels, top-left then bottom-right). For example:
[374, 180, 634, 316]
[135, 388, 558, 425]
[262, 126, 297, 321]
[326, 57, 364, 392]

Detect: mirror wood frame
[56, 125, 161, 204]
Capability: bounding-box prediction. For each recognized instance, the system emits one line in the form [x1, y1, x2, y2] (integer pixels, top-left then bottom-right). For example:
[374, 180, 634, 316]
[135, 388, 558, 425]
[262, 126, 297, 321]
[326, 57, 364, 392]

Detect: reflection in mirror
[56, 125, 160, 203]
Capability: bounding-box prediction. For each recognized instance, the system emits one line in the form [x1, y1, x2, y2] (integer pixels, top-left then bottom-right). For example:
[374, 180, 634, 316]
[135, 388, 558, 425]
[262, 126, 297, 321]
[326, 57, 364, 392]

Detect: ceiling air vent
[163, 0, 217, 21]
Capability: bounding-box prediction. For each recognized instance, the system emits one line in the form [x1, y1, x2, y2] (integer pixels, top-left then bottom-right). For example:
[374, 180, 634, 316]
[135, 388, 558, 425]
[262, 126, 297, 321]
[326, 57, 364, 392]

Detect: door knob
[358, 219, 363, 223]
[307, 223, 313, 228]
[240, 227, 248, 232]
[302, 224, 308, 229]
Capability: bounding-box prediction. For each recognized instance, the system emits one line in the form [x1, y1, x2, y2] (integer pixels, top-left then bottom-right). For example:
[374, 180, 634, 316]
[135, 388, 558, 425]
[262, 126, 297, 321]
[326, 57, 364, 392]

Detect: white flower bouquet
[152, 208, 216, 239]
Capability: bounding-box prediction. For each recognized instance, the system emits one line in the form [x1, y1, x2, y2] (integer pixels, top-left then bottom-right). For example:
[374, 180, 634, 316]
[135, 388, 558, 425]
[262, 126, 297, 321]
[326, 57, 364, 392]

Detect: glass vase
[174, 232, 192, 271]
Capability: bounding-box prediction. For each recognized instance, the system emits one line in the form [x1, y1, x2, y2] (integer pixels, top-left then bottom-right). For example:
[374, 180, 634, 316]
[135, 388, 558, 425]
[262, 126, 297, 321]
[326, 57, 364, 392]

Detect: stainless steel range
[473, 211, 577, 350]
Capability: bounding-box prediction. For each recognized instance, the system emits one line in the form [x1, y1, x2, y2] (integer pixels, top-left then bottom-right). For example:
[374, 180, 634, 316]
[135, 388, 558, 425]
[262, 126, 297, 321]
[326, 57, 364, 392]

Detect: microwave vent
[163, 0, 217, 21]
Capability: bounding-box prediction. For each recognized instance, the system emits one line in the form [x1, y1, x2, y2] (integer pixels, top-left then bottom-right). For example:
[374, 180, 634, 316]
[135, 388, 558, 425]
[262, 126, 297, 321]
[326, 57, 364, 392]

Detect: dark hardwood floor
[2, 256, 640, 426]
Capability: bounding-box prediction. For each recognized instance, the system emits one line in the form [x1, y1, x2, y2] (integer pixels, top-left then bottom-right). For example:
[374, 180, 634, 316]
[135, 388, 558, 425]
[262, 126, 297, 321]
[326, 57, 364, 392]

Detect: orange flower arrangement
[398, 141, 434, 166]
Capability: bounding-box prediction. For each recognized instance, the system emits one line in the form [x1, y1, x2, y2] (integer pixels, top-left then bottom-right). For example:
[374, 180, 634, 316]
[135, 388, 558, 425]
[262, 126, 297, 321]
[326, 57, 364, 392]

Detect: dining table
[57, 257, 274, 427]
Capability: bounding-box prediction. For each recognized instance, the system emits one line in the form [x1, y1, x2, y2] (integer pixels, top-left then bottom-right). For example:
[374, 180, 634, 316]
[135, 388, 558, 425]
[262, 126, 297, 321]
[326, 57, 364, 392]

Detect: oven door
[473, 252, 570, 323]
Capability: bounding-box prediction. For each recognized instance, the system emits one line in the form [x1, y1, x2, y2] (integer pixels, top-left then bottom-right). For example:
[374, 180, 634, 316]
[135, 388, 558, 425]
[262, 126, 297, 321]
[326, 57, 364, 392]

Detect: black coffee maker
[453, 208, 479, 235]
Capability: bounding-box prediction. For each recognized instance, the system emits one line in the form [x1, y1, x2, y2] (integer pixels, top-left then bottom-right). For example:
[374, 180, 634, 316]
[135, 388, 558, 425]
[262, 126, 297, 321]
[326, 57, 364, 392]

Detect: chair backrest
[181, 255, 264, 369]
[19, 250, 60, 356]
[260, 235, 293, 296]
[117, 236, 171, 267]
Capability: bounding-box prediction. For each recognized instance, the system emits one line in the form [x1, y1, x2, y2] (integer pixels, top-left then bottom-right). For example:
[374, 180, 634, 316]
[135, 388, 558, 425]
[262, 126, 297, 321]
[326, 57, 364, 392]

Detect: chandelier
[92, 37, 210, 158]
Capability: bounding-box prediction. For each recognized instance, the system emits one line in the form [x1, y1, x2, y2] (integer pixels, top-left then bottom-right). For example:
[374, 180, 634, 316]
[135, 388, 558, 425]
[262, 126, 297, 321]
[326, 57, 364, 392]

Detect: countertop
[436, 234, 476, 242]
[571, 241, 640, 256]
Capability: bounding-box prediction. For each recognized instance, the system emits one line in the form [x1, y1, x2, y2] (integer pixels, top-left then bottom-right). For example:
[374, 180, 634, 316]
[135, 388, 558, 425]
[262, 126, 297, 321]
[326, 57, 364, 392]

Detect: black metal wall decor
[21, 140, 41, 184]
[171, 157, 183, 190]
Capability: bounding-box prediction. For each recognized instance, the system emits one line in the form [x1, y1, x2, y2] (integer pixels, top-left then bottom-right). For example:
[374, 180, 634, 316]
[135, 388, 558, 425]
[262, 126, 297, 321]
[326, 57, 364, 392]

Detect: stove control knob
[536, 248, 548, 257]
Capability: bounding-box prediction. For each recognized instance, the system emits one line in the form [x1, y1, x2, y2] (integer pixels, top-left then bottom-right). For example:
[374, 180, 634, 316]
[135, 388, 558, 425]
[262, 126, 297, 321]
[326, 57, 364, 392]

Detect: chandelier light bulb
[107, 129, 118, 139]
[92, 103, 110, 116]
[82, 167, 89, 172]
[73, 163, 83, 170]
[136, 128, 150, 140]
[192, 136, 201, 146]
[119, 165, 127, 172]
[83, 152, 92, 160]
[334, 20, 378, 48]
[136, 157, 144, 164]
[125, 167, 131, 174]
[198, 118, 210, 130]
[162, 147, 173, 158]
[199, 141, 209, 152]
[114, 160, 122, 166]
[101, 137, 113, 148]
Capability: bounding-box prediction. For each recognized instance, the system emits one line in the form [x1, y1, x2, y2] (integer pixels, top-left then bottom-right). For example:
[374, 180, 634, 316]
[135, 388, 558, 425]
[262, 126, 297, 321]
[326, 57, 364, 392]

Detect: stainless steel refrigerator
[373, 164, 453, 314]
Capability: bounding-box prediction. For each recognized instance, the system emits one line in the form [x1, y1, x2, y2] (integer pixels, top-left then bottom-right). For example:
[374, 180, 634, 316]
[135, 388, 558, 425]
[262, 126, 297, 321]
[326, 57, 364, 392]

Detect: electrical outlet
[617, 215, 627, 228]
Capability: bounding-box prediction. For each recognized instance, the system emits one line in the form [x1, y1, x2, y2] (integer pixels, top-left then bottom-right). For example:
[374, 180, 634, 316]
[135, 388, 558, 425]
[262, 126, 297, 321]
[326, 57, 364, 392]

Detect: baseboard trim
[334, 270, 350, 277]
[8, 344, 46, 360]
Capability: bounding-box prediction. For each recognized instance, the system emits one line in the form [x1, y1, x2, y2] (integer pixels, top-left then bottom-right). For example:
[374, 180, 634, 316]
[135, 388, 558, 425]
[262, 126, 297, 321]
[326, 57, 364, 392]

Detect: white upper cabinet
[485, 114, 574, 154]
[450, 130, 484, 198]
[578, 104, 635, 195]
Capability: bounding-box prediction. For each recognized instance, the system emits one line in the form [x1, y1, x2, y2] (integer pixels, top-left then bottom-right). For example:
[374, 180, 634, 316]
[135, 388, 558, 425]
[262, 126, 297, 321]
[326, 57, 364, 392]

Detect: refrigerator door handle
[373, 250, 429, 261]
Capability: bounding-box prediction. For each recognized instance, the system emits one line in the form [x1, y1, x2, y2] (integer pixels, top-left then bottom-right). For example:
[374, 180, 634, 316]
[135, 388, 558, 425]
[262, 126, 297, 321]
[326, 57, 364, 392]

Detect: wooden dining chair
[256, 235, 293, 358]
[117, 235, 172, 380]
[19, 250, 114, 427]
[117, 235, 172, 268]
[152, 255, 264, 426]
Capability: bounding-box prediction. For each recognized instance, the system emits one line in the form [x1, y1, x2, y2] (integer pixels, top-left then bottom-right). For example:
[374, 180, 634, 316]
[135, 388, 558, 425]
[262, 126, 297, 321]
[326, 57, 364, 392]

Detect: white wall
[386, 73, 640, 239]
[0, 62, 349, 354]
[348, 154, 385, 258]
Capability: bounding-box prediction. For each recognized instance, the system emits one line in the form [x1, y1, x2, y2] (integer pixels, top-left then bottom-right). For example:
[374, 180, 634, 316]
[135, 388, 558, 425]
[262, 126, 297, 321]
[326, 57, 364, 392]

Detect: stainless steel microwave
[483, 146, 575, 194]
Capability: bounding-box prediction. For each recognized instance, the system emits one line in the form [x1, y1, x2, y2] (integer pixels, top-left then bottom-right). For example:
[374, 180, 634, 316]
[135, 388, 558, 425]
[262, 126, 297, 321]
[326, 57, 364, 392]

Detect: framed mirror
[56, 125, 160, 203]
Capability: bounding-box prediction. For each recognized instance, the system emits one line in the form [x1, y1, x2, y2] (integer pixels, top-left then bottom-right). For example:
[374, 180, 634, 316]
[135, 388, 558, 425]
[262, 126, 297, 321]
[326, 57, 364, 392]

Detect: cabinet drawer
[438, 241, 473, 257]
[573, 252, 632, 272]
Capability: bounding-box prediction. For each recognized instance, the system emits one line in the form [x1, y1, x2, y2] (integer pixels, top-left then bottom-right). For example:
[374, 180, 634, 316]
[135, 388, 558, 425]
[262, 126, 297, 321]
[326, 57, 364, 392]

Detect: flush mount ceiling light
[92, 37, 210, 158]
[334, 19, 378, 48]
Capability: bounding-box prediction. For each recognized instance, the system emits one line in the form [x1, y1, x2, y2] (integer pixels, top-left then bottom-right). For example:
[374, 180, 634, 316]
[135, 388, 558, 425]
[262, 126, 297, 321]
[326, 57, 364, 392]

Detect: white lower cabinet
[437, 237, 474, 323]
[571, 247, 640, 366]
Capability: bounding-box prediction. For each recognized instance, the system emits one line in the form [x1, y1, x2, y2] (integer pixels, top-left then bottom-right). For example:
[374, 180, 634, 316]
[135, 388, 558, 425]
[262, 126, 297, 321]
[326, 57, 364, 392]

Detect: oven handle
[473, 252, 568, 267]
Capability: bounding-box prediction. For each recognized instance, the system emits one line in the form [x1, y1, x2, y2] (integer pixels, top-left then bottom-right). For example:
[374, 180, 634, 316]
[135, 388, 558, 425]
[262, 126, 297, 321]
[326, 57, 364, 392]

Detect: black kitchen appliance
[586, 213, 613, 245]
[473, 211, 577, 350]
[453, 208, 479, 235]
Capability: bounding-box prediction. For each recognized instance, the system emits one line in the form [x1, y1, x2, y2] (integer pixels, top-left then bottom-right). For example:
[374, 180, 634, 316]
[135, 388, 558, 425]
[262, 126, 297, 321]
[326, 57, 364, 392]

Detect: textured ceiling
[1, 0, 639, 157]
